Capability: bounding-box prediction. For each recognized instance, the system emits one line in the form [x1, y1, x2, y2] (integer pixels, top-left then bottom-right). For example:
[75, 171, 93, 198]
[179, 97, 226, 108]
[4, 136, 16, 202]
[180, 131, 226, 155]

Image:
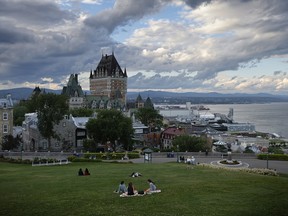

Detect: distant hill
[127, 90, 288, 104]
[127, 90, 288, 99]
[1, 88, 288, 104]
[0, 88, 61, 100]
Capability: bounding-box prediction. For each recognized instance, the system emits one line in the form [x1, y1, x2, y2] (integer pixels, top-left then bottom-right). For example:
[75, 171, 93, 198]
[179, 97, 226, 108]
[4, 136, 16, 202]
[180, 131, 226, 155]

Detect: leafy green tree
[36, 93, 69, 150]
[26, 94, 41, 113]
[86, 109, 134, 151]
[172, 135, 209, 152]
[83, 139, 98, 152]
[13, 104, 29, 126]
[2, 134, 22, 150]
[134, 107, 163, 131]
[69, 108, 94, 117]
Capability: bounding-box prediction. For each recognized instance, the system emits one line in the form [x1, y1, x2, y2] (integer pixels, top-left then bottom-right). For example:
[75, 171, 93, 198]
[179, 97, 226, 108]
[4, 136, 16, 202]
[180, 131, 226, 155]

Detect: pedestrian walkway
[128, 156, 288, 174]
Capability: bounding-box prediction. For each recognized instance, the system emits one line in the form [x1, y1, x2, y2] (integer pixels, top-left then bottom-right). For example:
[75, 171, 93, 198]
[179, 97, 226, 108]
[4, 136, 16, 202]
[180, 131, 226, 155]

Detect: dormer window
[3, 103, 7, 108]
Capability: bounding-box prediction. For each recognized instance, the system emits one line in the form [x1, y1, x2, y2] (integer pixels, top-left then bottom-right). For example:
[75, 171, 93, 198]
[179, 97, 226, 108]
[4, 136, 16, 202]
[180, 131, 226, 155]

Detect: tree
[86, 109, 134, 151]
[134, 107, 163, 131]
[13, 104, 29, 126]
[2, 134, 22, 150]
[172, 135, 209, 152]
[36, 93, 69, 150]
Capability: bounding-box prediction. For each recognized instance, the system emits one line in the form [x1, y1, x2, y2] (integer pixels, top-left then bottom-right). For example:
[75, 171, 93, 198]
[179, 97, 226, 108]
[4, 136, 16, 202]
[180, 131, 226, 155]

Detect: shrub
[83, 152, 140, 160]
[67, 156, 76, 162]
[198, 163, 278, 176]
[0, 157, 32, 164]
[257, 154, 288, 161]
[71, 158, 102, 162]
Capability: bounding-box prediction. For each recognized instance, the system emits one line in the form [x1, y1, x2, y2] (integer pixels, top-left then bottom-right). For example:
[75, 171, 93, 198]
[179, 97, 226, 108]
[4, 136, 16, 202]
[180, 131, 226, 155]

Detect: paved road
[128, 156, 288, 174]
[3, 152, 288, 174]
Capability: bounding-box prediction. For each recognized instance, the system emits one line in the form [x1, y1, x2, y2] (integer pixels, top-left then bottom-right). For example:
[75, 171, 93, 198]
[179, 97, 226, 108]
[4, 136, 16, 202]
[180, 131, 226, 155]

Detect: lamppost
[20, 143, 23, 161]
[266, 151, 269, 169]
[177, 145, 179, 162]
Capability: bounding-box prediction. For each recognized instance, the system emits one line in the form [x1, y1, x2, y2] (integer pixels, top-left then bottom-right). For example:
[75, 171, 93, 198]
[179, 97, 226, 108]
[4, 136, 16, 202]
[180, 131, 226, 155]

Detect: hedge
[257, 153, 288, 161]
[67, 152, 140, 162]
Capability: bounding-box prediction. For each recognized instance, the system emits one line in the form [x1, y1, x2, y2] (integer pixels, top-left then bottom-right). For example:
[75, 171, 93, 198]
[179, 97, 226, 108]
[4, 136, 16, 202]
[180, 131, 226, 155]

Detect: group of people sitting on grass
[115, 179, 158, 196]
[78, 168, 90, 176]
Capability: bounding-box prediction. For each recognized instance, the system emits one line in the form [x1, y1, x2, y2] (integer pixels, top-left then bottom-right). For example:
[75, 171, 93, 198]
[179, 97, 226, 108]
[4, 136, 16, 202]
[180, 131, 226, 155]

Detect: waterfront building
[223, 123, 255, 132]
[0, 94, 14, 149]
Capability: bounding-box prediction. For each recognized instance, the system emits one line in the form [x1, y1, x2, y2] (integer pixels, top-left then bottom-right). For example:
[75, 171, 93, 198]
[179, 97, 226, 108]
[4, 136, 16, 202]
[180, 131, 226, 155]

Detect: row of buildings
[0, 53, 156, 152]
[0, 52, 265, 153]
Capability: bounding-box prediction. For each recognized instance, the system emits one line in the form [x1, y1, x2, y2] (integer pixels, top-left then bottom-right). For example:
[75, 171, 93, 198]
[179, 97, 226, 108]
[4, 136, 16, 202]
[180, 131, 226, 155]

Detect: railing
[32, 159, 70, 166]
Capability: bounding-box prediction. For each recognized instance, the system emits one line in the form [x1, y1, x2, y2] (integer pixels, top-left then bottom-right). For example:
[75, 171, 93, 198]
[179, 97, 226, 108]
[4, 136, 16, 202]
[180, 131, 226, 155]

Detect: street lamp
[177, 145, 179, 162]
[266, 151, 269, 169]
[20, 143, 23, 161]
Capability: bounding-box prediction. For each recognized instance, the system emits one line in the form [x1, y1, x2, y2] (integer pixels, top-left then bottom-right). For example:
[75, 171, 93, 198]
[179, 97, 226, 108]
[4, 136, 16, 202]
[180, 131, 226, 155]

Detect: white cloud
[1, 0, 288, 95]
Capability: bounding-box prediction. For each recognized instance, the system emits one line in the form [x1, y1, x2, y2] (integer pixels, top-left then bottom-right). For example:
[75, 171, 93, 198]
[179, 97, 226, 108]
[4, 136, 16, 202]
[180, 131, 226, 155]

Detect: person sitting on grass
[115, 181, 127, 194]
[78, 168, 84, 176]
[145, 179, 156, 193]
[127, 182, 137, 195]
[84, 168, 90, 175]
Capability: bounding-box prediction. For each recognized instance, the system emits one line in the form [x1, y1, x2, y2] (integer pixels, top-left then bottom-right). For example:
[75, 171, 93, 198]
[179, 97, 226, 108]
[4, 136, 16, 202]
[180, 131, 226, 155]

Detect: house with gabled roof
[0, 94, 14, 150]
[22, 113, 90, 151]
[161, 126, 186, 149]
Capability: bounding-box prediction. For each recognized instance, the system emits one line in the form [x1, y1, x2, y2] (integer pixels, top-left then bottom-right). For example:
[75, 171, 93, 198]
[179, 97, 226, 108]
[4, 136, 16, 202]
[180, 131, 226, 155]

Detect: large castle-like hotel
[19, 52, 153, 152]
[62, 53, 128, 110]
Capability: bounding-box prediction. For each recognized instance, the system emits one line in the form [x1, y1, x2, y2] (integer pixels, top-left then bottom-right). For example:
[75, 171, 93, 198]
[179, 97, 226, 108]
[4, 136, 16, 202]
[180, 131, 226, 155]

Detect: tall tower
[89, 53, 127, 106]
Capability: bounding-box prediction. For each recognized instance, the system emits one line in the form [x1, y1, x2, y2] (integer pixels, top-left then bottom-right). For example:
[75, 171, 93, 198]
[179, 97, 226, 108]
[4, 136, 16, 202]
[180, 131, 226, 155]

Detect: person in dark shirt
[127, 182, 137, 195]
[78, 168, 84, 176]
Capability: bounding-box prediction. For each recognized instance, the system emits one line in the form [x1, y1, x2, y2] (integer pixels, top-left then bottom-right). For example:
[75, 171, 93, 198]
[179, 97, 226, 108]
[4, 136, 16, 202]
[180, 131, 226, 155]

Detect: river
[157, 102, 288, 138]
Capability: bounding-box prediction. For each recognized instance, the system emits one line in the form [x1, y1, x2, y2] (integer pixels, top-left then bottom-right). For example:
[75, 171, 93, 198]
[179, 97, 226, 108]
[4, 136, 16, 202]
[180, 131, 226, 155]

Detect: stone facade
[89, 53, 127, 109]
[0, 94, 14, 149]
[61, 74, 85, 109]
[22, 113, 90, 151]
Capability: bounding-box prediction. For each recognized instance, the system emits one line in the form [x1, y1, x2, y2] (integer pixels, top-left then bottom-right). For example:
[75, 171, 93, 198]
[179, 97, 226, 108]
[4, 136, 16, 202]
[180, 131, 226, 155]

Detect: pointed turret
[90, 70, 93, 79]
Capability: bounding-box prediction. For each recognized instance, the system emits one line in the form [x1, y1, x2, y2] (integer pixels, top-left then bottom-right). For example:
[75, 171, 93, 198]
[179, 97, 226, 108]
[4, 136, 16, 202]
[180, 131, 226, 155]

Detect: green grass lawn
[0, 161, 287, 216]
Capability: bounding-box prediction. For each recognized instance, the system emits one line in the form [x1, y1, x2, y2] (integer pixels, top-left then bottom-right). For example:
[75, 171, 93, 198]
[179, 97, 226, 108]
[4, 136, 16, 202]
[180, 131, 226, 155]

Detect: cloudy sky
[1, 0, 288, 94]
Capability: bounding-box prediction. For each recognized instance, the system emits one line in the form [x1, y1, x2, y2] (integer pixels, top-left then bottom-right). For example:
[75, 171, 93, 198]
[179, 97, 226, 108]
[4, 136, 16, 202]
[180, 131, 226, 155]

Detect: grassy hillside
[0, 161, 287, 216]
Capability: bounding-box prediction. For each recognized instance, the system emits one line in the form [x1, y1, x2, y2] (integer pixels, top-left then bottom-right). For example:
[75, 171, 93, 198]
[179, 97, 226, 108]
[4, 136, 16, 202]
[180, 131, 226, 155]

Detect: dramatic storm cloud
[0, 0, 288, 94]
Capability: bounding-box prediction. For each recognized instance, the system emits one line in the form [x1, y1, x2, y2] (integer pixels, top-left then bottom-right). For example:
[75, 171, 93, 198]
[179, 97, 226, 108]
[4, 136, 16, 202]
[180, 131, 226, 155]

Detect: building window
[3, 112, 8, 120]
[43, 141, 48, 150]
[3, 103, 7, 108]
[3, 124, 8, 133]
